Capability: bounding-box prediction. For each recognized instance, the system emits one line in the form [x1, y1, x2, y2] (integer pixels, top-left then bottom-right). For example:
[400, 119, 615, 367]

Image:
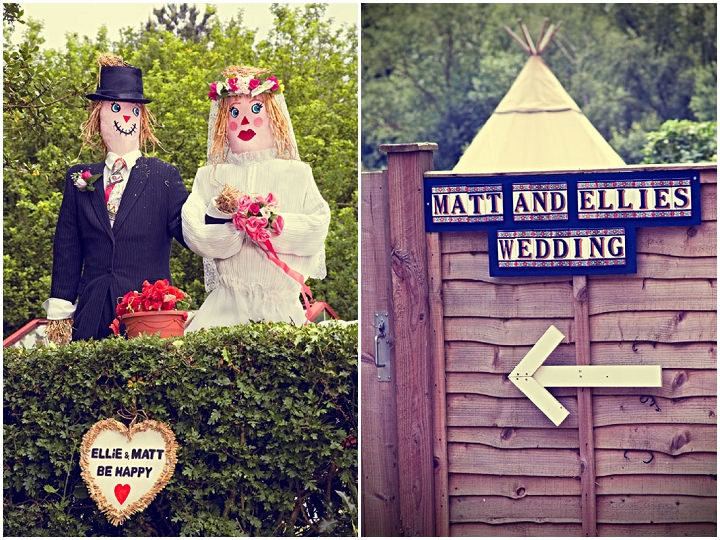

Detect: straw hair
[81, 54, 161, 154]
[215, 184, 242, 214]
[209, 65, 295, 162]
[45, 319, 73, 345]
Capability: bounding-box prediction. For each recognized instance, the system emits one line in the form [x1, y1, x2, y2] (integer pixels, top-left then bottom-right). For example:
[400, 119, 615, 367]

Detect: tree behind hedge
[3, 3, 358, 337]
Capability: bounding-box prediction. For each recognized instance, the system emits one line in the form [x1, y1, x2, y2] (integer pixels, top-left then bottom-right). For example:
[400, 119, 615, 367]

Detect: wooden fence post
[380, 143, 438, 536]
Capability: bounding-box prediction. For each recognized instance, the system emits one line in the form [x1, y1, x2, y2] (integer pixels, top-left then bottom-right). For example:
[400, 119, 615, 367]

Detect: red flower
[227, 77, 239, 92]
[81, 170, 92, 179]
[248, 78, 260, 91]
[109, 318, 120, 335]
[116, 290, 142, 316]
[249, 203, 261, 215]
[115, 279, 187, 317]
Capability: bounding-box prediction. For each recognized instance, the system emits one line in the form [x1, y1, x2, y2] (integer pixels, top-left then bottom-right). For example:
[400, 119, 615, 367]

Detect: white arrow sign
[508, 325, 662, 426]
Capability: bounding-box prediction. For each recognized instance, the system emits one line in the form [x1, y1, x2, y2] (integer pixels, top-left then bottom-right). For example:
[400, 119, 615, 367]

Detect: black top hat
[86, 65, 152, 104]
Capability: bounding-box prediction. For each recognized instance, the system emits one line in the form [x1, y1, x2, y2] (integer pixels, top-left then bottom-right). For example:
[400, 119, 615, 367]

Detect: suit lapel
[87, 161, 114, 238]
[112, 157, 150, 234]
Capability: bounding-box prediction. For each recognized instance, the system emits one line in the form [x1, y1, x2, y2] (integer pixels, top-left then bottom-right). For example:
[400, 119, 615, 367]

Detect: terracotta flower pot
[121, 311, 187, 339]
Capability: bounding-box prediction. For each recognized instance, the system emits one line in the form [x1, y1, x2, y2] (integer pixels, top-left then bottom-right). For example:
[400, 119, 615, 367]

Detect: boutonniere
[72, 169, 102, 191]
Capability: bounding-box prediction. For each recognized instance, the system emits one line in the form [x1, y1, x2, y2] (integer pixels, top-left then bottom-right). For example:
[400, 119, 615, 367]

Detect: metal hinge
[374, 311, 392, 381]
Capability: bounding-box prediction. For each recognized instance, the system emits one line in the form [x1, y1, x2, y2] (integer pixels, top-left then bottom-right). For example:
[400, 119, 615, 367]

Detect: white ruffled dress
[181, 149, 330, 331]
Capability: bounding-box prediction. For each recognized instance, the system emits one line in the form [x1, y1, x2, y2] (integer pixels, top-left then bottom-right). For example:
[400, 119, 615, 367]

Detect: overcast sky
[9, 2, 358, 50]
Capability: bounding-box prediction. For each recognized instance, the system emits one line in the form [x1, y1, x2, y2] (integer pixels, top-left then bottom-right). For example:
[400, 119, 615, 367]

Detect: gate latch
[374, 311, 392, 382]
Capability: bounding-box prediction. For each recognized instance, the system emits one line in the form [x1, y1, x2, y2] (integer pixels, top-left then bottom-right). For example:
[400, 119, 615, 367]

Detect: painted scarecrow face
[226, 95, 274, 155]
[99, 100, 141, 155]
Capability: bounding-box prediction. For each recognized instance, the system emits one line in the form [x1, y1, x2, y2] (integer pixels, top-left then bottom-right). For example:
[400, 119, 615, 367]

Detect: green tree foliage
[642, 119, 718, 164]
[361, 3, 716, 171]
[143, 3, 217, 42]
[3, 3, 23, 27]
[4, 322, 357, 536]
[690, 62, 717, 122]
[3, 3, 357, 336]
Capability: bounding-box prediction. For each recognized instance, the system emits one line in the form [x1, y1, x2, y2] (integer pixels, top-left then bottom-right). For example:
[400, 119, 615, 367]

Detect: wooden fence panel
[440, 167, 716, 535]
[364, 155, 716, 536]
[597, 523, 717, 536]
[595, 495, 716, 523]
[451, 522, 584, 536]
[450, 495, 582, 524]
[448, 426, 579, 448]
[593, 424, 717, 455]
[585, 170, 717, 534]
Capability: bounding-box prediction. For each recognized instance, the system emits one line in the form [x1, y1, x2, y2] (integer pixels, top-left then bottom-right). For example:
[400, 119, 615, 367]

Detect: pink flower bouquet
[231, 193, 284, 243]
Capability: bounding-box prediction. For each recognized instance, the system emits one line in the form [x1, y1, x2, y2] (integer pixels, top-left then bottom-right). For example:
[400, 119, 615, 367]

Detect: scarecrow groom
[44, 55, 188, 343]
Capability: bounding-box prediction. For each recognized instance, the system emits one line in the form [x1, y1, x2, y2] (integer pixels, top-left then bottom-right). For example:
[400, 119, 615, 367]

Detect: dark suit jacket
[50, 157, 188, 341]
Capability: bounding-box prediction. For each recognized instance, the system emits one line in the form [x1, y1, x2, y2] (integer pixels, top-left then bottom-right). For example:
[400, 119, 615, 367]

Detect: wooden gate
[361, 143, 717, 536]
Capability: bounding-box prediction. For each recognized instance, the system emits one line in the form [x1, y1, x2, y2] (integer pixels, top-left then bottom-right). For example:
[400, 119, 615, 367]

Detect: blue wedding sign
[424, 169, 701, 276]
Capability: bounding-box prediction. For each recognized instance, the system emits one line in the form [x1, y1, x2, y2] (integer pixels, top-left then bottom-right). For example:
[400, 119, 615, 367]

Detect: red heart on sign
[114, 484, 131, 505]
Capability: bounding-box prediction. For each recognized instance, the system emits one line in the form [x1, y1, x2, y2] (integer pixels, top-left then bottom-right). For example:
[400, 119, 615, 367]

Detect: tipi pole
[502, 25, 533, 56]
[517, 19, 537, 55]
[537, 21, 563, 54]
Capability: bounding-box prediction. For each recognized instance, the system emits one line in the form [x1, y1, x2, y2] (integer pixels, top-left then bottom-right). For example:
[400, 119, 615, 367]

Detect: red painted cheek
[229, 121, 238, 131]
[253, 117, 264, 128]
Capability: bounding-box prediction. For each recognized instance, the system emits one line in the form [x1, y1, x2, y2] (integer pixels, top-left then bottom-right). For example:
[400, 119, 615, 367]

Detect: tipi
[453, 20, 625, 173]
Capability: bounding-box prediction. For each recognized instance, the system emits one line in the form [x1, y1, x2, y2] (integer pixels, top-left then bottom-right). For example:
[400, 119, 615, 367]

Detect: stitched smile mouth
[238, 129, 256, 141]
[113, 121, 137, 136]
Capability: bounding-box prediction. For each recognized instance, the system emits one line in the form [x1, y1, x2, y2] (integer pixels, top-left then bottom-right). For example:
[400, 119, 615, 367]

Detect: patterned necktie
[105, 157, 126, 227]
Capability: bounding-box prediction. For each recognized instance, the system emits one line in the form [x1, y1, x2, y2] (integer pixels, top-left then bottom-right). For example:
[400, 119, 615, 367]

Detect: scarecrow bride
[181, 66, 330, 331]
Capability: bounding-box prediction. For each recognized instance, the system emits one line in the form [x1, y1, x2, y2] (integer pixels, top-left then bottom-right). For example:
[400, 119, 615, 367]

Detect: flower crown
[208, 75, 283, 101]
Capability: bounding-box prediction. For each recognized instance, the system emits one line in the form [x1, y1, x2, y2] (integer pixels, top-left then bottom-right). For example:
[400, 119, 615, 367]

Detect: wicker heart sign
[79, 418, 178, 526]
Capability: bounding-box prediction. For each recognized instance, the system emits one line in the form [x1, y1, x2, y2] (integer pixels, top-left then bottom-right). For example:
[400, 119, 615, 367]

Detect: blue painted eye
[230, 107, 239, 118]
[251, 102, 263, 114]
[132, 106, 140, 117]
[111, 103, 121, 113]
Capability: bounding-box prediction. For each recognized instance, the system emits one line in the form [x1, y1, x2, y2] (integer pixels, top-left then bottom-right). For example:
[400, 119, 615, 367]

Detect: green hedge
[4, 322, 357, 536]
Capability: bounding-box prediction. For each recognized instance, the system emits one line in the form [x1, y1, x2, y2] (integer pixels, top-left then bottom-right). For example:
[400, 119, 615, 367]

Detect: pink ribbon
[257, 239, 313, 324]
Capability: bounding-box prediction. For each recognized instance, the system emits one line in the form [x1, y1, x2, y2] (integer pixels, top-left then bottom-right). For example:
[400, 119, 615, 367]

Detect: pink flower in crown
[271, 214, 284, 236]
[237, 194, 253, 213]
[248, 78, 261, 91]
[208, 82, 218, 101]
[227, 77, 239, 92]
[266, 76, 280, 92]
